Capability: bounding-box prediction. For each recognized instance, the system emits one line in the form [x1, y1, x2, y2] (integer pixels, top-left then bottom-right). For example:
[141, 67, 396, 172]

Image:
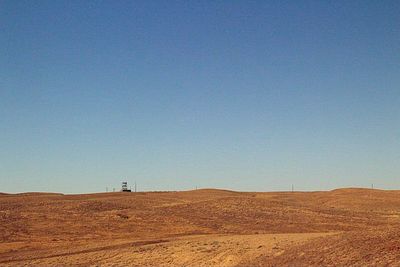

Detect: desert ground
[1, 188, 400, 266]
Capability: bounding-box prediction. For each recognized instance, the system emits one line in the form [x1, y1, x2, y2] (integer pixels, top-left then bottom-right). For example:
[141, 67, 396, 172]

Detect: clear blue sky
[1, 1, 399, 193]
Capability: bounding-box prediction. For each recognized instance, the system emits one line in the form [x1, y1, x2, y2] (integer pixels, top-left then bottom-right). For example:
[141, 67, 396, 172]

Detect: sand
[1, 188, 400, 266]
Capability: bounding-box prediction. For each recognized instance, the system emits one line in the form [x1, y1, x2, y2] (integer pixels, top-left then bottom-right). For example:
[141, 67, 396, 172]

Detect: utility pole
[135, 181, 137, 192]
[291, 184, 294, 192]
[106, 187, 108, 192]
[371, 183, 374, 189]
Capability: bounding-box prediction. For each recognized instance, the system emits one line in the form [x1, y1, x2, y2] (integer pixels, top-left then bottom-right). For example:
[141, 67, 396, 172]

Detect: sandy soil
[1, 188, 400, 266]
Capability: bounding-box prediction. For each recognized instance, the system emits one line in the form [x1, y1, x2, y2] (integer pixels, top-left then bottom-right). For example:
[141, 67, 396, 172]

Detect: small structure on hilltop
[121, 181, 131, 192]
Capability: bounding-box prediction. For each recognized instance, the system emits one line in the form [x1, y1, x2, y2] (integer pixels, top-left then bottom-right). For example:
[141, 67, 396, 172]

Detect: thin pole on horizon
[371, 183, 374, 189]
[135, 181, 137, 193]
[291, 184, 294, 192]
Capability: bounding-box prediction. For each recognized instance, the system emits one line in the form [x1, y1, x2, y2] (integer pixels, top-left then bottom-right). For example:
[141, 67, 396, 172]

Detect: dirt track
[1, 188, 400, 266]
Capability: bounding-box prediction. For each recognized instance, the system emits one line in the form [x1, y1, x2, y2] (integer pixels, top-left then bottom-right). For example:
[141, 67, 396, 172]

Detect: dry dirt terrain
[1, 188, 400, 266]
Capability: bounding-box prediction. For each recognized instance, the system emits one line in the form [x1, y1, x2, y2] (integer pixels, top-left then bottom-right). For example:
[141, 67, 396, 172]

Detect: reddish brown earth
[1, 188, 400, 266]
